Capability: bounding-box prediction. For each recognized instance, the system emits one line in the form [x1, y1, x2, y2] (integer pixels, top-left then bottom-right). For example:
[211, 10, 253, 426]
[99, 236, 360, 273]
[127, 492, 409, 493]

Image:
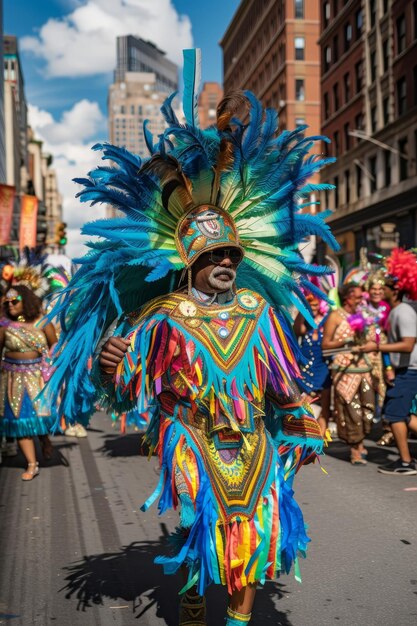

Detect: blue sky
[4, 0, 240, 119]
[3, 0, 240, 256]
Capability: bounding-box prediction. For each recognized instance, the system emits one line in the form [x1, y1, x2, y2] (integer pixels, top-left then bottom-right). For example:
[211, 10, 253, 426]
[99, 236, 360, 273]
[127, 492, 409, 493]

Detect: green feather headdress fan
[46, 48, 339, 423]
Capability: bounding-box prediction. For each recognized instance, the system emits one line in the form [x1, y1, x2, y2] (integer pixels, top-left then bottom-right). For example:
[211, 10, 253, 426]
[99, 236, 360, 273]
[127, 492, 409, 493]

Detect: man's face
[384, 283, 396, 304]
[346, 287, 363, 312]
[369, 284, 384, 304]
[192, 247, 242, 294]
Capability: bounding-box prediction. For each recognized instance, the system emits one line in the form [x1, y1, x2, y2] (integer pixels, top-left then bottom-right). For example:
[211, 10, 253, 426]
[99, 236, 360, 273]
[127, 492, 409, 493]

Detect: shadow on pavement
[325, 437, 417, 467]
[99, 432, 153, 457]
[61, 533, 293, 625]
[0, 439, 78, 469]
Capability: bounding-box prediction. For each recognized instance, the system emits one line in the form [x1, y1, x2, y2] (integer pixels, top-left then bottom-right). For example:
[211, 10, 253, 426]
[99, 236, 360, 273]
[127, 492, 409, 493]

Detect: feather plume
[182, 48, 201, 128]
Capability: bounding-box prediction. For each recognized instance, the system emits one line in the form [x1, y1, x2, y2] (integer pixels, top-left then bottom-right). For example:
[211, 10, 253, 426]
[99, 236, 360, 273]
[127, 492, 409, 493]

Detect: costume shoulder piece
[46, 48, 339, 425]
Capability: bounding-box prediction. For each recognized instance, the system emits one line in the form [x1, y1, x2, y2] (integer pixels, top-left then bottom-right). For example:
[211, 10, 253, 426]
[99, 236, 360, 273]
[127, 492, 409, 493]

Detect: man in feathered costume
[47, 51, 338, 625]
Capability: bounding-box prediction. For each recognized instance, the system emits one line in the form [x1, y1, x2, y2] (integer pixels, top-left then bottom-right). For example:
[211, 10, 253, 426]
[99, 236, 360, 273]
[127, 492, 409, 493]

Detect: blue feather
[182, 49, 201, 128]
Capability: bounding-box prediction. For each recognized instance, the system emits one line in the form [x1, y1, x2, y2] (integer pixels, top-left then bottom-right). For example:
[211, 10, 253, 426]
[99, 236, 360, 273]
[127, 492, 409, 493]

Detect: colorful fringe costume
[46, 50, 339, 596]
[0, 320, 55, 438]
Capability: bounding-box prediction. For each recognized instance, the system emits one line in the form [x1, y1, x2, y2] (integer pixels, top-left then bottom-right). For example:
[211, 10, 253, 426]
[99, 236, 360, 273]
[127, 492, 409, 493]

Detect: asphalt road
[0, 412, 416, 626]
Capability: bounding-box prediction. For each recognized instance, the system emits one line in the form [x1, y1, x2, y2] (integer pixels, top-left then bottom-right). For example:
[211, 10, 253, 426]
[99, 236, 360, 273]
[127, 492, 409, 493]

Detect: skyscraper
[107, 37, 179, 217]
[115, 36, 178, 92]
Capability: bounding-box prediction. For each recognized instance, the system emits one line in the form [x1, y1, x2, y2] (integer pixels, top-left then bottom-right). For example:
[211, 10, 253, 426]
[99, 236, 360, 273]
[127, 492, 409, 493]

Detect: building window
[334, 175, 339, 208]
[356, 9, 363, 39]
[334, 131, 340, 156]
[295, 78, 305, 101]
[370, 50, 377, 83]
[295, 0, 304, 18]
[333, 82, 339, 109]
[383, 96, 390, 125]
[396, 77, 407, 115]
[399, 137, 408, 180]
[384, 150, 391, 187]
[323, 2, 330, 28]
[355, 112, 364, 132]
[344, 23, 352, 52]
[344, 169, 350, 205]
[369, 155, 377, 193]
[295, 37, 305, 60]
[344, 122, 350, 150]
[382, 39, 389, 73]
[324, 46, 332, 72]
[333, 35, 339, 63]
[355, 60, 363, 92]
[343, 72, 351, 102]
[295, 117, 305, 127]
[324, 92, 330, 118]
[356, 164, 363, 198]
[371, 105, 377, 133]
[397, 15, 406, 54]
[369, 0, 376, 28]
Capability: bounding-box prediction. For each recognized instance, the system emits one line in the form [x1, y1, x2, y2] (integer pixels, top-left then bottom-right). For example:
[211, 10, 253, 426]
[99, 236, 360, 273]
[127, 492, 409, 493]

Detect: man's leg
[227, 584, 257, 624]
[390, 420, 412, 463]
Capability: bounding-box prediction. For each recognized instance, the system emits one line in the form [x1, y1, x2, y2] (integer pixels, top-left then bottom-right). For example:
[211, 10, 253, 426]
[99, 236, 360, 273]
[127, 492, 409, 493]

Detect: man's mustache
[211, 267, 236, 280]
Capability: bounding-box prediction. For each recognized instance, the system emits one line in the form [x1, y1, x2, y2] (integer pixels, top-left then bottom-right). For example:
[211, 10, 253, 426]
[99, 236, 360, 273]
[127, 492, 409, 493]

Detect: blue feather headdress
[46, 49, 339, 424]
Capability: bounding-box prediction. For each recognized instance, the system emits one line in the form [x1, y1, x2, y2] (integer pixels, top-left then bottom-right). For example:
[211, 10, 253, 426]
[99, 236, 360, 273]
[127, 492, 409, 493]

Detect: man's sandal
[22, 462, 39, 481]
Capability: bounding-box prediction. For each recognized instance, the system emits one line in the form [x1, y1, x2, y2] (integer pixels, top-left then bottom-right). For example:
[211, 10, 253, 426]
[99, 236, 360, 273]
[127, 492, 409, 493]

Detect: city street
[0, 413, 416, 626]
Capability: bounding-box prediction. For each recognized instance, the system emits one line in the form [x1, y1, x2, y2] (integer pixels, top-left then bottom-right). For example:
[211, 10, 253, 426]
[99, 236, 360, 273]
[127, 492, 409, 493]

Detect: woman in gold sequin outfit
[0, 285, 57, 480]
[322, 283, 376, 464]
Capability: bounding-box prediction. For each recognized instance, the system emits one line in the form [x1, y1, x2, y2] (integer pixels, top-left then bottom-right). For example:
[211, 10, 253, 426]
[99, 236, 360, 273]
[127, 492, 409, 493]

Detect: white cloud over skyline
[21, 0, 193, 78]
[28, 101, 107, 259]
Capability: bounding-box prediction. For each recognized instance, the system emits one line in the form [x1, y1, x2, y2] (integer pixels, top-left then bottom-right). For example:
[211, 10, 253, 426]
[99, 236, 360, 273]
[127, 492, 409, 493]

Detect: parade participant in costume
[0, 285, 57, 479]
[361, 271, 393, 446]
[361, 249, 417, 475]
[294, 292, 331, 437]
[322, 283, 375, 465]
[46, 51, 339, 624]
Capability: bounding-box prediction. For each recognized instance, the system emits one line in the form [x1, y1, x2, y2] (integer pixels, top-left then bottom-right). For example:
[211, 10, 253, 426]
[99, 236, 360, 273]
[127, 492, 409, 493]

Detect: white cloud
[28, 101, 107, 259]
[21, 0, 193, 78]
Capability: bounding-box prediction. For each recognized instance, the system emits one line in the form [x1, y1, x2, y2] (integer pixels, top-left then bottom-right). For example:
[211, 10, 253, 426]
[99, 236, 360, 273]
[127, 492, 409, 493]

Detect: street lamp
[348, 129, 412, 161]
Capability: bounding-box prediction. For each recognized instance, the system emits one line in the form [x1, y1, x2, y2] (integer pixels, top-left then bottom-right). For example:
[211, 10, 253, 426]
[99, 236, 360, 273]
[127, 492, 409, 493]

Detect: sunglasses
[209, 248, 243, 265]
[5, 296, 22, 305]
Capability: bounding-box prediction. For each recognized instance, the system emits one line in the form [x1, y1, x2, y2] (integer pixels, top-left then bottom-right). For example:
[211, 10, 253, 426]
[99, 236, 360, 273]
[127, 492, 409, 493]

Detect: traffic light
[54, 222, 67, 246]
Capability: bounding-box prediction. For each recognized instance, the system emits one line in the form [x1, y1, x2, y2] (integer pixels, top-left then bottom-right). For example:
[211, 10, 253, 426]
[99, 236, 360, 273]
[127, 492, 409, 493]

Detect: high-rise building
[319, 0, 417, 268]
[4, 35, 28, 173]
[115, 36, 178, 93]
[0, 2, 6, 183]
[107, 38, 179, 218]
[198, 82, 223, 129]
[108, 72, 172, 156]
[220, 0, 321, 135]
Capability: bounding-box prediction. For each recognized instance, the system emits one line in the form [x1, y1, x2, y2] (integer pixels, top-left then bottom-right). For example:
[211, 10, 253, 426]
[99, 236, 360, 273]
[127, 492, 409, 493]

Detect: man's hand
[99, 337, 130, 375]
[357, 341, 377, 353]
[385, 368, 395, 386]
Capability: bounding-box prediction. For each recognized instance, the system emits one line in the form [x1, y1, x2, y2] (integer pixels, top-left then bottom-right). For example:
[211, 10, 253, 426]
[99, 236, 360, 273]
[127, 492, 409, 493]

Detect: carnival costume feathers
[1, 246, 70, 299]
[43, 50, 343, 601]
[386, 248, 417, 300]
[47, 50, 338, 426]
